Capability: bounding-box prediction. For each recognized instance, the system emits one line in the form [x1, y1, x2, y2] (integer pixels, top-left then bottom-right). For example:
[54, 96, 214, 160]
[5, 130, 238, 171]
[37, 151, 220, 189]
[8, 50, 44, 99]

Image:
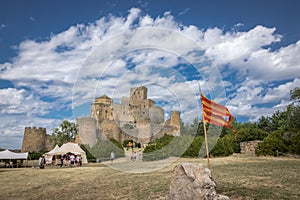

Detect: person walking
[110, 151, 115, 165]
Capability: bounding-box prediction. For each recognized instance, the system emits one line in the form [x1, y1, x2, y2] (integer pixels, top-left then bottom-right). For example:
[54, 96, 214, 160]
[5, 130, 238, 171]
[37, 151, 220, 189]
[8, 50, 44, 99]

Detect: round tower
[21, 127, 47, 152]
[170, 111, 181, 136]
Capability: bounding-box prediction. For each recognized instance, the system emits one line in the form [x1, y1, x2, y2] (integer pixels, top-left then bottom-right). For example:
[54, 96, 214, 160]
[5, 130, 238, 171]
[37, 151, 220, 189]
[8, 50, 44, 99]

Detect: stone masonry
[240, 140, 261, 155]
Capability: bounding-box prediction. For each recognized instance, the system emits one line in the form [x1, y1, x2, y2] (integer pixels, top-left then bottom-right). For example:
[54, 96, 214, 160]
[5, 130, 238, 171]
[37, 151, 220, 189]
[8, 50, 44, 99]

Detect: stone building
[77, 86, 181, 147]
[21, 127, 52, 152]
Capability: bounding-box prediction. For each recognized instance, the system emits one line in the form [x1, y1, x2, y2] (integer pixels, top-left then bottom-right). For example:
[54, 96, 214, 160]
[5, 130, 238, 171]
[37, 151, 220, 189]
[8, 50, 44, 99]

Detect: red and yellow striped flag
[201, 94, 236, 133]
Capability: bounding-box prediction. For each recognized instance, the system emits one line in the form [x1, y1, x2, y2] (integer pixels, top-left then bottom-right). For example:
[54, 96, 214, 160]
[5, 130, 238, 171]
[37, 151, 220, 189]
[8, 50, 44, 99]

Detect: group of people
[127, 141, 143, 162]
[131, 150, 142, 162]
[60, 153, 82, 167]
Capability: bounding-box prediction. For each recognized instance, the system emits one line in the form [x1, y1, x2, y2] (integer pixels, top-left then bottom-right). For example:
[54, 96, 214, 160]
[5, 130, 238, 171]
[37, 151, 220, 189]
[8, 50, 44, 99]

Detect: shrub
[29, 150, 47, 160]
[210, 137, 234, 157]
[256, 130, 288, 156]
[182, 136, 204, 157]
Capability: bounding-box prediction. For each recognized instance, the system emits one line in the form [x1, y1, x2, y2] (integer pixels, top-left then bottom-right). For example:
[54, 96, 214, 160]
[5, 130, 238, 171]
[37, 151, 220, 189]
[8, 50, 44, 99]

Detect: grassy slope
[0, 155, 299, 200]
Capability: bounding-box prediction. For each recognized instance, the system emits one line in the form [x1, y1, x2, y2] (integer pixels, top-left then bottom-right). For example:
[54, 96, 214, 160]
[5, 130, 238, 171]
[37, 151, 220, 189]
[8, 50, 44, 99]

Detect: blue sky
[0, 0, 299, 149]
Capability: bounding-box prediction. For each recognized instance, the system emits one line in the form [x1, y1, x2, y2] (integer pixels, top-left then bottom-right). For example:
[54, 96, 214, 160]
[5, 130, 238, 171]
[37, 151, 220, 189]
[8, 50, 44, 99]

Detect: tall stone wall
[170, 111, 181, 136]
[77, 117, 99, 147]
[21, 127, 49, 152]
[99, 120, 122, 142]
[113, 97, 132, 124]
[149, 106, 165, 124]
[137, 118, 152, 144]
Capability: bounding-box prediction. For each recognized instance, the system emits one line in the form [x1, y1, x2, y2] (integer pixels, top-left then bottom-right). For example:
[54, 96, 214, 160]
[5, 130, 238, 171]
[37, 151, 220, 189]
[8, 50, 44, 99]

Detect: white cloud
[0, 88, 51, 115]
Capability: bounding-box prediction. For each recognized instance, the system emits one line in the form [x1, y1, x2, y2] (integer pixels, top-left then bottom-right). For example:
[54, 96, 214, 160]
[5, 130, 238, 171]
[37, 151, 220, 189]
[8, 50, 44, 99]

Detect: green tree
[210, 137, 234, 157]
[52, 120, 78, 146]
[286, 104, 300, 130]
[257, 116, 272, 132]
[256, 130, 288, 156]
[290, 87, 300, 103]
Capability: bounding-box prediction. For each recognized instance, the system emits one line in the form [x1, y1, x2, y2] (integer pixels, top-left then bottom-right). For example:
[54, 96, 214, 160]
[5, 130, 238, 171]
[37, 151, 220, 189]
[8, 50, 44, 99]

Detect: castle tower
[137, 118, 152, 144]
[77, 117, 99, 147]
[129, 86, 147, 105]
[170, 111, 181, 136]
[21, 127, 47, 152]
[90, 95, 114, 121]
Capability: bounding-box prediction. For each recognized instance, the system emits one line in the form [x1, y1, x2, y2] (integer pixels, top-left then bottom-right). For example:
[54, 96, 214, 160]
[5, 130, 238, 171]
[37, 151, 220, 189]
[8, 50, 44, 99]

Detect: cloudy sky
[1, 0, 299, 149]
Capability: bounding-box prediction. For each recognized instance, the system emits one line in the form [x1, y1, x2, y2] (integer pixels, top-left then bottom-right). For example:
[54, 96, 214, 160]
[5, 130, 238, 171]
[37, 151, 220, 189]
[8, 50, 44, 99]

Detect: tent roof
[0, 150, 28, 159]
[45, 144, 60, 155]
[54, 142, 85, 155]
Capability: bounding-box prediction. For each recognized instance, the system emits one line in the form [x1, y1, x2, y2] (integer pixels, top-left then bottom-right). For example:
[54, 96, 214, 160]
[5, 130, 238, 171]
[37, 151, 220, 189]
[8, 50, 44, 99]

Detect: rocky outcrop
[170, 163, 230, 200]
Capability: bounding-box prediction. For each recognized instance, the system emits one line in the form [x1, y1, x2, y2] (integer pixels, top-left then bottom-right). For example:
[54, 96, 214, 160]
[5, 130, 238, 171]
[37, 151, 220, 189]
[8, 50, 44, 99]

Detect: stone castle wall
[137, 118, 152, 143]
[21, 127, 51, 152]
[149, 106, 165, 124]
[77, 117, 99, 147]
[99, 120, 122, 142]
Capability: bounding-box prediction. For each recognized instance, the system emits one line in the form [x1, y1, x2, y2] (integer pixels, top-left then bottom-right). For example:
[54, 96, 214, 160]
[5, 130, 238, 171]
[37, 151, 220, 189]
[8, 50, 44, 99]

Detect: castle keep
[21, 127, 52, 152]
[77, 86, 180, 146]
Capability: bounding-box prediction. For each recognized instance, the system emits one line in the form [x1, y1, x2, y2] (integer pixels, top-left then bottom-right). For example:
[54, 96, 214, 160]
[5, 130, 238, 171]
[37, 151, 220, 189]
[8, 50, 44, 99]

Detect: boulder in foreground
[170, 163, 229, 200]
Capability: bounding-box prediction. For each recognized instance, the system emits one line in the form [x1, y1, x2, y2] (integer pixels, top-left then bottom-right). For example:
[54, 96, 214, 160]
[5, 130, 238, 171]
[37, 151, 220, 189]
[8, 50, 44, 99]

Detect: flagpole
[202, 105, 210, 169]
[199, 84, 210, 169]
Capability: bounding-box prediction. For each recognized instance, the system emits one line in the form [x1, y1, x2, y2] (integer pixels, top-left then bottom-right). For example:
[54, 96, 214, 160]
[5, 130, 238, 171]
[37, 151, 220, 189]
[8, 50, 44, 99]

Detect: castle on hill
[77, 86, 181, 147]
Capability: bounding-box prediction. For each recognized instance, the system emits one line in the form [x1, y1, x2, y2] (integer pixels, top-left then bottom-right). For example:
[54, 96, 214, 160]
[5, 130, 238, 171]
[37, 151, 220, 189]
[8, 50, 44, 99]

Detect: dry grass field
[0, 155, 299, 200]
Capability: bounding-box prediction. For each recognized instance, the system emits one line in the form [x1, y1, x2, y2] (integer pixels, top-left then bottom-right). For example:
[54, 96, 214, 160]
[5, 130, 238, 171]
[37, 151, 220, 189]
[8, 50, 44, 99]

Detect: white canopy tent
[44, 144, 60, 164]
[53, 142, 88, 164]
[0, 150, 28, 160]
[0, 150, 28, 167]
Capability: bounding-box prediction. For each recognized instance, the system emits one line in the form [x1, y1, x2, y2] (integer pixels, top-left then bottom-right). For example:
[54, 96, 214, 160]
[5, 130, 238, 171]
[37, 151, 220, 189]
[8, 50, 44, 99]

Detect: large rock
[170, 163, 230, 200]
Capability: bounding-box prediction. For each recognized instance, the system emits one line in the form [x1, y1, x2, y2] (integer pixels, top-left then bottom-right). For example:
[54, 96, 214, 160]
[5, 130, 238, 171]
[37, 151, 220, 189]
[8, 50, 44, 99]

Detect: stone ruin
[170, 163, 230, 200]
[77, 86, 181, 147]
[21, 127, 52, 152]
[240, 140, 261, 155]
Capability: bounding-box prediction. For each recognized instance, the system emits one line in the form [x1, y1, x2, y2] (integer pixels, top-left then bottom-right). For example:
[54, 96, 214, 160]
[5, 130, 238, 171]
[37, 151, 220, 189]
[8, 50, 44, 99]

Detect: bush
[256, 130, 300, 156]
[29, 150, 48, 160]
[226, 128, 269, 154]
[256, 130, 288, 156]
[182, 136, 204, 157]
[210, 137, 234, 157]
